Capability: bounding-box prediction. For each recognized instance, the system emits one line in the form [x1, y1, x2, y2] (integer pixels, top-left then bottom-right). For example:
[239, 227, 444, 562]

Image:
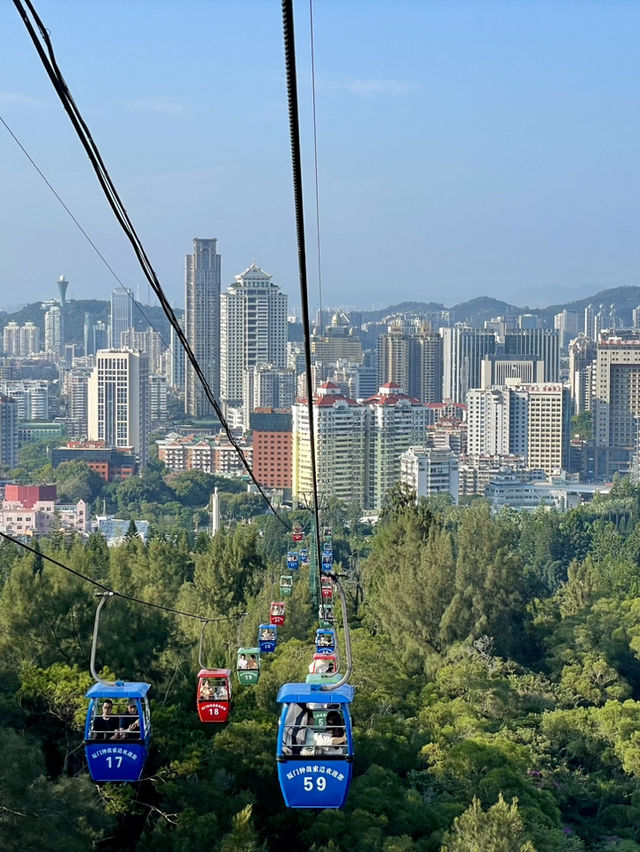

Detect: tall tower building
[377, 318, 442, 403]
[0, 393, 18, 469]
[441, 327, 496, 403]
[87, 349, 149, 466]
[185, 238, 221, 417]
[44, 305, 62, 357]
[292, 383, 366, 509]
[110, 288, 134, 348]
[220, 263, 287, 410]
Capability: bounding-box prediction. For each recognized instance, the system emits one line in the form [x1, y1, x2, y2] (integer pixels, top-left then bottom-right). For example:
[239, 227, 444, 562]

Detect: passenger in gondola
[92, 699, 120, 740]
[238, 654, 248, 670]
[213, 684, 228, 699]
[200, 679, 214, 700]
[247, 655, 259, 669]
[119, 701, 140, 740]
[313, 710, 346, 754]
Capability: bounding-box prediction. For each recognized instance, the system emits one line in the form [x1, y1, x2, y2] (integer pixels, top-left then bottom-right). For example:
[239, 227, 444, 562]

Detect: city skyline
[3, 2, 640, 312]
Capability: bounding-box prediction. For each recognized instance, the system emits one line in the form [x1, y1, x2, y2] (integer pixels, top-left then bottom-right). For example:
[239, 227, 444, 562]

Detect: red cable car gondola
[197, 668, 232, 723]
[270, 601, 286, 626]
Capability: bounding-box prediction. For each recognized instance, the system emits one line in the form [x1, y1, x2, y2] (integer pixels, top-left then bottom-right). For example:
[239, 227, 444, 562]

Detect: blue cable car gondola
[299, 548, 309, 565]
[276, 682, 354, 808]
[316, 628, 336, 655]
[321, 554, 333, 573]
[84, 681, 151, 783]
[258, 623, 277, 653]
[287, 550, 299, 571]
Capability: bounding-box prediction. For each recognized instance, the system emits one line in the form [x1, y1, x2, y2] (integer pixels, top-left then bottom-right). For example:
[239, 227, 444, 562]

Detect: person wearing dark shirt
[92, 699, 120, 740]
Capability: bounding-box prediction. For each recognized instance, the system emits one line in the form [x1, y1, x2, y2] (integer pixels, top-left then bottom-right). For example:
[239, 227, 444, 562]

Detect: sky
[2, 0, 640, 314]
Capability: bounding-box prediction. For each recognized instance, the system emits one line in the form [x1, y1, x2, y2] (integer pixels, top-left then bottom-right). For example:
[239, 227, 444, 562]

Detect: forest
[2, 481, 640, 851]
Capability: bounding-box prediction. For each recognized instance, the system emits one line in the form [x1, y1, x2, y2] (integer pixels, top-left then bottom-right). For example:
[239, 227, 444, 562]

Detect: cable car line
[0, 112, 171, 352]
[12, 0, 288, 528]
[308, 0, 325, 334]
[281, 0, 326, 601]
[0, 530, 245, 624]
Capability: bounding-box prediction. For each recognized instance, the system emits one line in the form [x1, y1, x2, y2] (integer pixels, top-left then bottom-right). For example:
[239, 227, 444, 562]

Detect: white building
[292, 382, 366, 509]
[400, 446, 459, 504]
[44, 305, 62, 357]
[88, 349, 149, 466]
[221, 264, 287, 410]
[363, 383, 428, 510]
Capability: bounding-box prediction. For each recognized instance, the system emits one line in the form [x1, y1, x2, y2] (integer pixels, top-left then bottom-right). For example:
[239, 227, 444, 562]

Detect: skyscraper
[220, 263, 287, 410]
[44, 305, 62, 357]
[184, 238, 221, 417]
[0, 394, 18, 469]
[110, 288, 134, 348]
[87, 349, 149, 466]
[377, 318, 442, 403]
[504, 329, 560, 382]
[441, 327, 496, 403]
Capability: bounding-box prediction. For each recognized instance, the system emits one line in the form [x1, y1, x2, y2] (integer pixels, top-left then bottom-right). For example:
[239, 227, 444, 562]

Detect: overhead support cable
[0, 530, 245, 624]
[0, 113, 169, 350]
[12, 0, 287, 527]
[281, 0, 325, 600]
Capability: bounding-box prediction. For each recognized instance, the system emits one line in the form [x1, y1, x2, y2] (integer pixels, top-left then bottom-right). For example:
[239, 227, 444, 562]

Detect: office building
[311, 311, 363, 366]
[87, 349, 149, 466]
[593, 338, 640, 477]
[185, 238, 221, 416]
[110, 288, 134, 349]
[220, 263, 287, 410]
[442, 327, 496, 403]
[504, 329, 559, 382]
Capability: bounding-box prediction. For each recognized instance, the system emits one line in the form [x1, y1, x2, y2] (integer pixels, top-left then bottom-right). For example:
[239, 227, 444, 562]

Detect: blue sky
[1, 0, 640, 313]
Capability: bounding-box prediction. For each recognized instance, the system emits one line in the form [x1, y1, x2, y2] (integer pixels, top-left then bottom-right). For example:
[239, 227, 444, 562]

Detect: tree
[441, 795, 535, 852]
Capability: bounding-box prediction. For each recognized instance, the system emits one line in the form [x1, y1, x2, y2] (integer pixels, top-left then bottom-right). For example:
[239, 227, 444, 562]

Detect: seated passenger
[238, 654, 248, 670]
[313, 710, 347, 754]
[118, 701, 141, 740]
[92, 699, 120, 740]
[200, 680, 214, 700]
[247, 655, 259, 670]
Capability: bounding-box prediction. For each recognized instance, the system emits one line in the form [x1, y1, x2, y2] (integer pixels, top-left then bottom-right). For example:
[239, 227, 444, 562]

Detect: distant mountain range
[3, 286, 640, 343]
[355, 285, 640, 328]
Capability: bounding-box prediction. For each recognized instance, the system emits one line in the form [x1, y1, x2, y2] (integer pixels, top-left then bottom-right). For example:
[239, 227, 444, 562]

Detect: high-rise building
[0, 394, 18, 469]
[377, 319, 443, 403]
[44, 306, 62, 357]
[466, 383, 569, 476]
[19, 323, 39, 356]
[311, 311, 363, 366]
[568, 335, 596, 415]
[504, 329, 560, 382]
[87, 349, 149, 466]
[185, 238, 221, 417]
[242, 365, 296, 427]
[1, 381, 49, 421]
[441, 327, 496, 403]
[3, 323, 20, 356]
[363, 383, 428, 510]
[292, 382, 366, 508]
[220, 263, 287, 410]
[64, 369, 90, 438]
[593, 338, 640, 461]
[110, 288, 133, 349]
[250, 409, 292, 489]
[120, 326, 164, 373]
[148, 374, 168, 424]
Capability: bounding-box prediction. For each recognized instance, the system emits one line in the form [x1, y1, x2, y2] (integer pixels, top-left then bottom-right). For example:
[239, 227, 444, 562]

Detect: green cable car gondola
[237, 647, 261, 685]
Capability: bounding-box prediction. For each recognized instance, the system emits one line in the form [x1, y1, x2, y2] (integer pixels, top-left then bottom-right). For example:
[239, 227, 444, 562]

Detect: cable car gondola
[276, 683, 354, 808]
[84, 682, 151, 783]
[259, 623, 277, 653]
[197, 668, 231, 722]
[321, 553, 333, 573]
[299, 548, 309, 565]
[308, 653, 337, 675]
[270, 601, 286, 626]
[318, 603, 334, 628]
[237, 647, 261, 685]
[280, 573, 293, 597]
[315, 628, 336, 655]
[292, 526, 304, 543]
[84, 593, 151, 783]
[321, 576, 333, 599]
[287, 551, 299, 571]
